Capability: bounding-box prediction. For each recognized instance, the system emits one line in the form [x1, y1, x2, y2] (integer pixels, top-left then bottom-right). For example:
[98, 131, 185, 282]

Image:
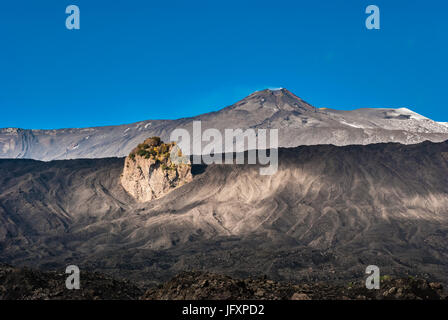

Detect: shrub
[137, 149, 148, 157]
[159, 143, 168, 154]
[380, 275, 391, 282]
[128, 137, 174, 165]
[144, 137, 161, 147]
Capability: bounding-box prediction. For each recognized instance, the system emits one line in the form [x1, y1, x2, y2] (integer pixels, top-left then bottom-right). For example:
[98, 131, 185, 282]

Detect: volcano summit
[1, 89, 447, 161]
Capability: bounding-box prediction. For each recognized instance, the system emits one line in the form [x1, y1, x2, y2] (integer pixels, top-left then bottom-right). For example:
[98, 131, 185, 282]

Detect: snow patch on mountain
[396, 107, 429, 120]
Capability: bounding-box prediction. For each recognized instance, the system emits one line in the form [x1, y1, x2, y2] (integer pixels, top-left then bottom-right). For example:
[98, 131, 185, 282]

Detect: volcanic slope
[0, 141, 447, 285]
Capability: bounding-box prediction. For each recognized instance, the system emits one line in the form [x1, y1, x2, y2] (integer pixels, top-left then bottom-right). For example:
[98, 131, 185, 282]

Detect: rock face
[120, 137, 192, 202]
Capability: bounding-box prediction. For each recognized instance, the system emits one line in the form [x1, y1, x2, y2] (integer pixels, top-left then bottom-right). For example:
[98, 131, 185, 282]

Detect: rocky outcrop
[120, 137, 192, 202]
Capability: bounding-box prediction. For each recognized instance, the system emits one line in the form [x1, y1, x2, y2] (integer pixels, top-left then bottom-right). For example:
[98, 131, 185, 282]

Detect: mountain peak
[234, 88, 316, 112]
[250, 87, 296, 97]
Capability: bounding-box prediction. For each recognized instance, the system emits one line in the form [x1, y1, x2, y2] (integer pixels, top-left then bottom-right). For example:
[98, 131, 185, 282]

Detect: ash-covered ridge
[1, 140, 448, 285]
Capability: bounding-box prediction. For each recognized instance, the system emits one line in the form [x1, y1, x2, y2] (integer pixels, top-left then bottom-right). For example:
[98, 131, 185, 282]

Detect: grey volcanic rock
[0, 141, 448, 286]
[120, 138, 192, 202]
[0, 263, 143, 300]
[1, 265, 444, 300]
[141, 271, 446, 300]
[1, 89, 448, 161]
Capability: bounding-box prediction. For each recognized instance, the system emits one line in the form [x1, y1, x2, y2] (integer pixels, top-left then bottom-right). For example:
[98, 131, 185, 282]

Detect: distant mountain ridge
[1, 88, 448, 161]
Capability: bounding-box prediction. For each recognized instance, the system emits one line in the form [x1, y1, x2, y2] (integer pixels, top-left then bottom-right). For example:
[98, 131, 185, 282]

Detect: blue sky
[0, 0, 446, 129]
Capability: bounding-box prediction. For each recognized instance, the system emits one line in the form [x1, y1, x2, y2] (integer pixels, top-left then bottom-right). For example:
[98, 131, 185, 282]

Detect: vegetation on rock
[128, 136, 181, 171]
